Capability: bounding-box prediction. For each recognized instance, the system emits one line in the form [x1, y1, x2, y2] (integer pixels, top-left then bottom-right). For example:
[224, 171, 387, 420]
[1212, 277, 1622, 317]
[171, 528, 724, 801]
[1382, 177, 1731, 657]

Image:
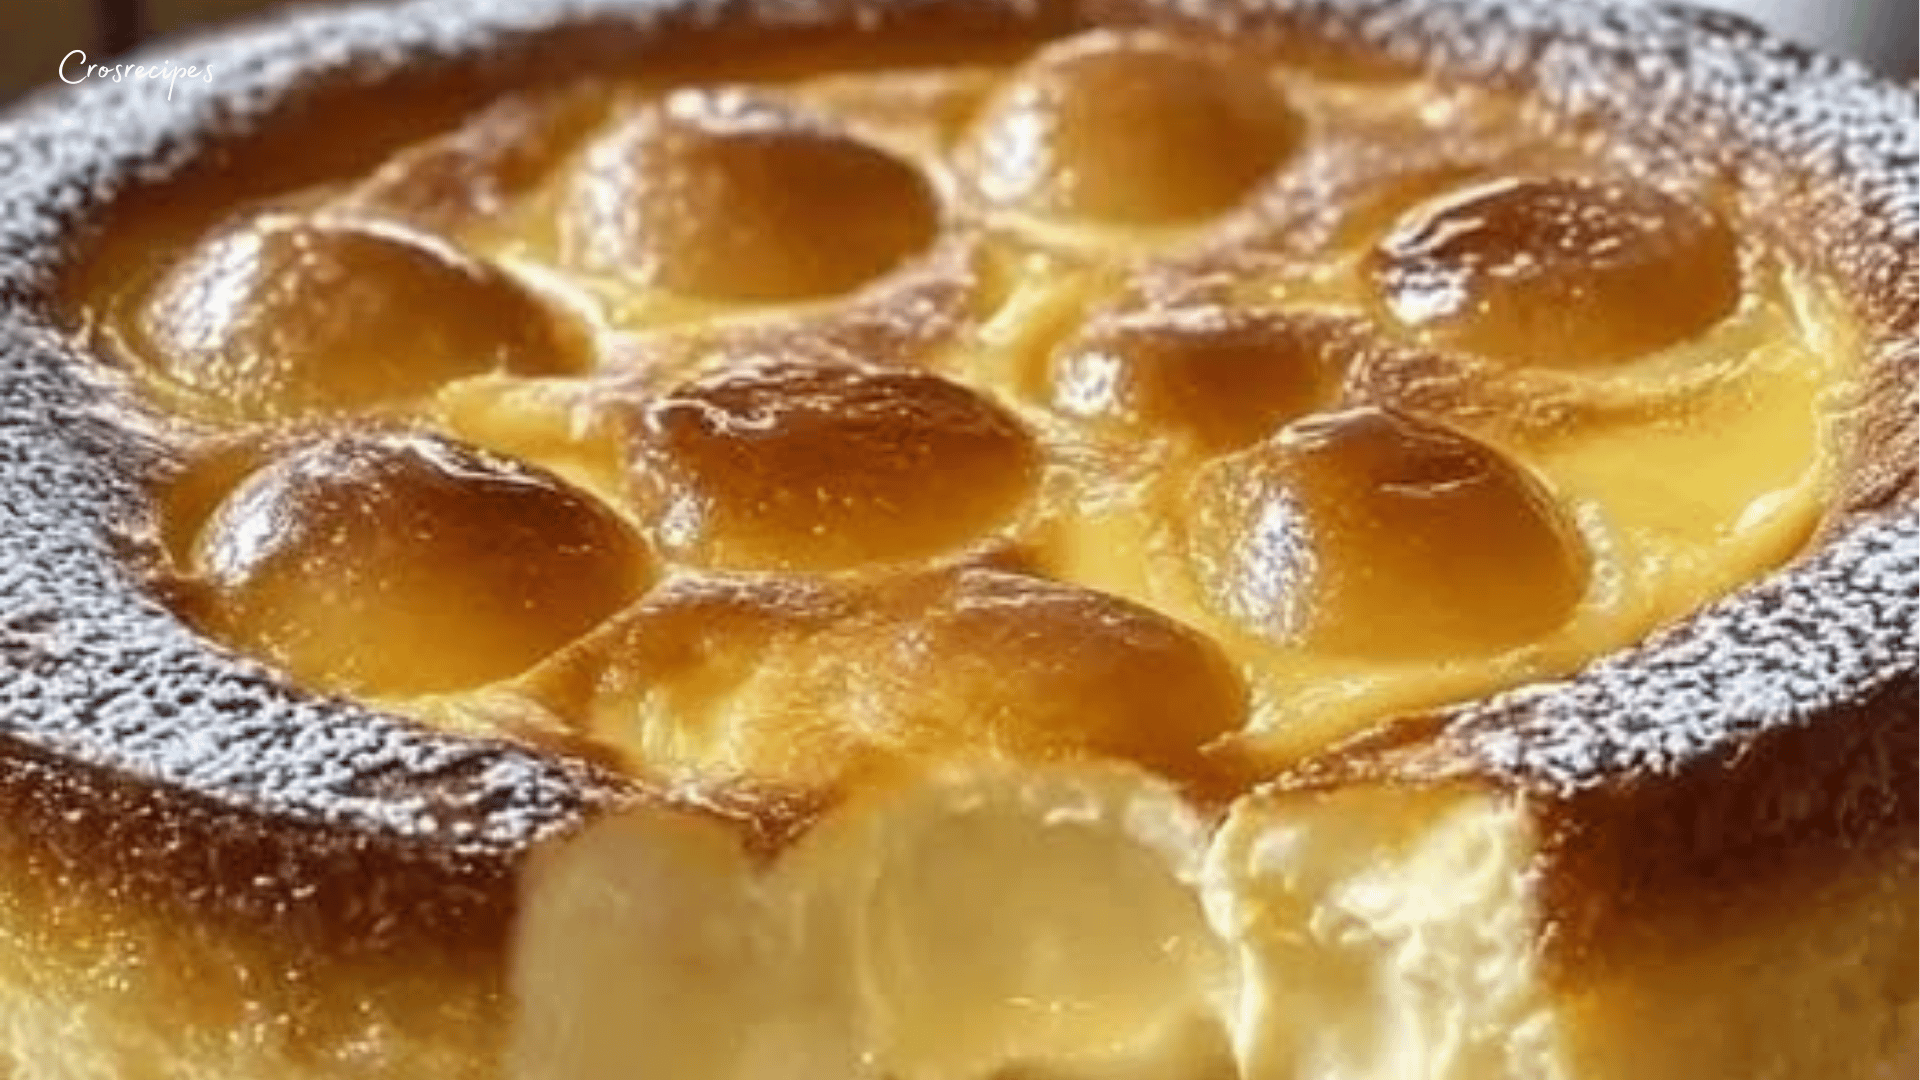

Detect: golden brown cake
[0, 0, 1912, 1077]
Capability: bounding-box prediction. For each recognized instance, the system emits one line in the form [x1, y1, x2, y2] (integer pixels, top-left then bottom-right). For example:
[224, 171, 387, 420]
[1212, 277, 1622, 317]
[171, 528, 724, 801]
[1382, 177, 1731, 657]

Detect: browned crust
[1530, 671, 1916, 984]
[0, 731, 514, 964]
[0, 0, 1911, 1006]
[0, 731, 516, 1072]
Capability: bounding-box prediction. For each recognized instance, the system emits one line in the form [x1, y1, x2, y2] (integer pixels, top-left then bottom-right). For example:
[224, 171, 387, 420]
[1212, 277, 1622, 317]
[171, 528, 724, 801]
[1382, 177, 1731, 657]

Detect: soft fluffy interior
[506, 769, 1915, 1080]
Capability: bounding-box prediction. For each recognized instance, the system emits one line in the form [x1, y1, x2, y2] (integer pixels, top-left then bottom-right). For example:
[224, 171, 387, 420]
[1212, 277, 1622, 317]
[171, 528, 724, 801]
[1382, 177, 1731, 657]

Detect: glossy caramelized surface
[77, 26, 1858, 795]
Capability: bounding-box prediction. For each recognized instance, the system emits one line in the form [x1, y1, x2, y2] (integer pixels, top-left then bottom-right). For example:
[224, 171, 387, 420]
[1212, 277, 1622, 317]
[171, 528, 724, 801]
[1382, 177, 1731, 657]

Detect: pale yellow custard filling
[87, 44, 1860, 788]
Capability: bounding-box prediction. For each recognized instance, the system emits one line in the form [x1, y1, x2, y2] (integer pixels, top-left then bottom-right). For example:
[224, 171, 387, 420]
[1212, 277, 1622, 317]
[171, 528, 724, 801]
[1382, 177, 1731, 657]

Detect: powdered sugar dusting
[1448, 511, 1917, 790]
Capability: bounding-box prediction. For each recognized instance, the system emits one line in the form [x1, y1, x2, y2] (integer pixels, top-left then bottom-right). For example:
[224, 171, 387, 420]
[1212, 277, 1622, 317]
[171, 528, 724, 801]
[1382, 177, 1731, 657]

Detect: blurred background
[2, 0, 1915, 105]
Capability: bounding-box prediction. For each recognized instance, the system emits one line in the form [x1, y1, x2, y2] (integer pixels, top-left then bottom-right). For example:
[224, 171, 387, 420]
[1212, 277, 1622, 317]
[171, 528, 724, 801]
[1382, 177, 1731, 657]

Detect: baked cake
[0, 0, 1912, 1077]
